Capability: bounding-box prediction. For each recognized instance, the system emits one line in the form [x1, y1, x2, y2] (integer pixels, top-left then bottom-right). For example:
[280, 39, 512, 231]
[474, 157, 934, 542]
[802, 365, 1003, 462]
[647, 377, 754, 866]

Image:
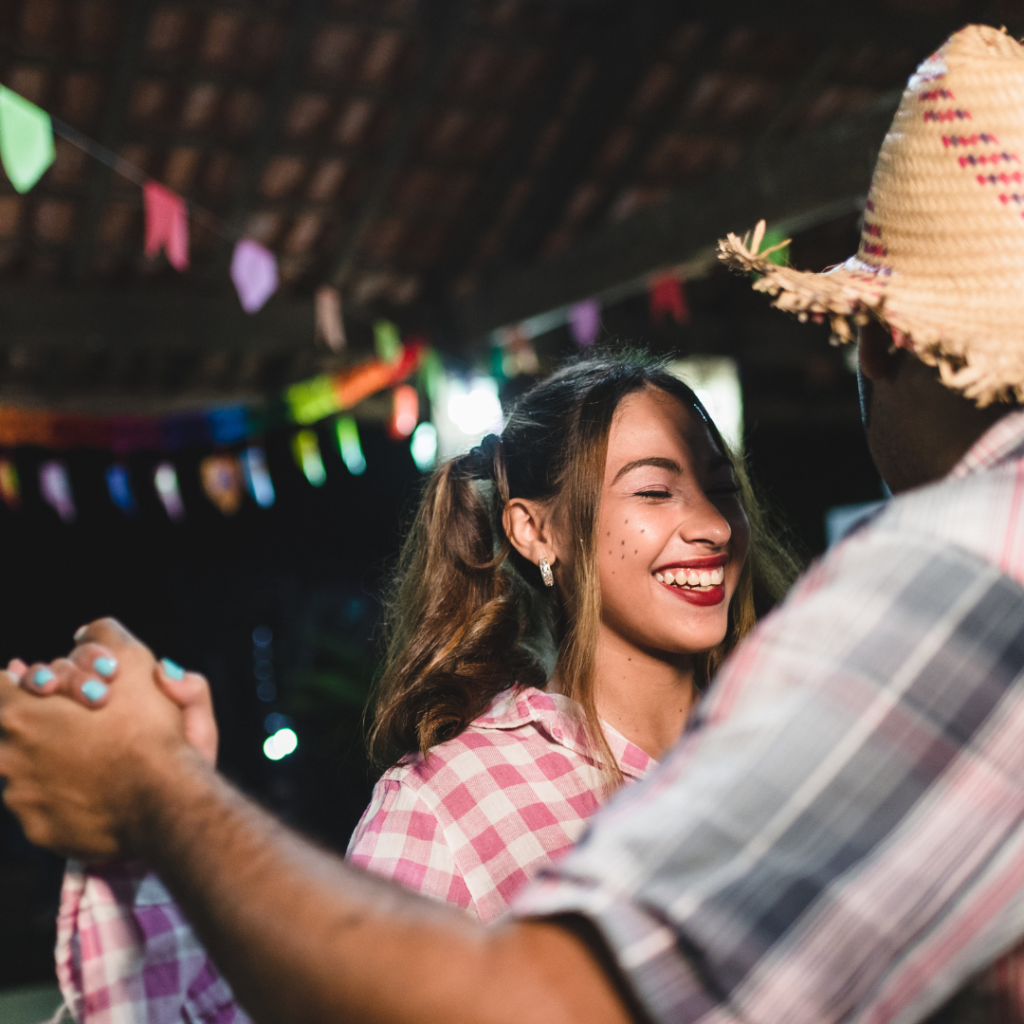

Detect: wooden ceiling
[0, 0, 1018, 408]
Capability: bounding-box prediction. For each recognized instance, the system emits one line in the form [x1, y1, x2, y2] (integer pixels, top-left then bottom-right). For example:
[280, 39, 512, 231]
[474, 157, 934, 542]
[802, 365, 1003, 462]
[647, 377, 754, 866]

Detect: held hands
[8, 637, 218, 767]
[0, 618, 212, 861]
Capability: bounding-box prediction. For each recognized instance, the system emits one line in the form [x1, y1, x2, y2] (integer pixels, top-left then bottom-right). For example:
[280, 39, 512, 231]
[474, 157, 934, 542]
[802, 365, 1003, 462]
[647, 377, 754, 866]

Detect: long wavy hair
[367, 353, 801, 775]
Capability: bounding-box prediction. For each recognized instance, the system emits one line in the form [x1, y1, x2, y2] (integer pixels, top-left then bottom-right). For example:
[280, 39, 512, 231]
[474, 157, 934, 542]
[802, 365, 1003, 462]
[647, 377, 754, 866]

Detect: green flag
[0, 87, 54, 193]
[374, 319, 402, 364]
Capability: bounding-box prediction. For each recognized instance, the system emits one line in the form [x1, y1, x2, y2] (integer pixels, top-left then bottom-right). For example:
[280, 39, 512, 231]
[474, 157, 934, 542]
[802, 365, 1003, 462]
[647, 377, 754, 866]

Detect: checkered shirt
[347, 686, 654, 922]
[514, 407, 1024, 1024]
[55, 687, 653, 1021]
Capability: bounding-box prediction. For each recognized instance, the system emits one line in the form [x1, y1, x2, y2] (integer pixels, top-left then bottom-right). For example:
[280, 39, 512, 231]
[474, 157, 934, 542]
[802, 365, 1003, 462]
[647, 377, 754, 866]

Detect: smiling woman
[47, 353, 802, 1023]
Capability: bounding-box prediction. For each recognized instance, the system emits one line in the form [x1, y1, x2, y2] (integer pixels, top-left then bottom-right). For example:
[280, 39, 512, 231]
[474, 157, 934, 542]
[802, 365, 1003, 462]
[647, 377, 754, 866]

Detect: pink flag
[568, 299, 601, 346]
[315, 286, 346, 351]
[39, 460, 75, 523]
[648, 273, 690, 326]
[144, 181, 189, 271]
[231, 239, 278, 313]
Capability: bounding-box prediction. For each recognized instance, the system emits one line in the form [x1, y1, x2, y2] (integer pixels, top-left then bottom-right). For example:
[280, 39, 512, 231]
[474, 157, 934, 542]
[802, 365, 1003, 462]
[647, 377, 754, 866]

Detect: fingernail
[93, 656, 117, 677]
[160, 658, 185, 681]
[73, 625, 88, 642]
[81, 679, 108, 703]
[32, 668, 55, 688]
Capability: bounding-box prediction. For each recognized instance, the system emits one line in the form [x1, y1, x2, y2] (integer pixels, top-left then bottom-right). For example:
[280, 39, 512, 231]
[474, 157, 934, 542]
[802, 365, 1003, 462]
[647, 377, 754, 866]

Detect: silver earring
[539, 557, 554, 588]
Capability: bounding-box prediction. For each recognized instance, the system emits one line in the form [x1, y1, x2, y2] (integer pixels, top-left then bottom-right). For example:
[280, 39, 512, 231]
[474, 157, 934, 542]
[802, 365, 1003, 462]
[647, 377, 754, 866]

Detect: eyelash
[634, 490, 671, 499]
[633, 484, 740, 499]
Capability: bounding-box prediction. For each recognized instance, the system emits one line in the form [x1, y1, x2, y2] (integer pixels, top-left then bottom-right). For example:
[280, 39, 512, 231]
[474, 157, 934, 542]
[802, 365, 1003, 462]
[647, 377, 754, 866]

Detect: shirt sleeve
[56, 859, 251, 1024]
[513, 529, 1024, 1024]
[347, 774, 474, 914]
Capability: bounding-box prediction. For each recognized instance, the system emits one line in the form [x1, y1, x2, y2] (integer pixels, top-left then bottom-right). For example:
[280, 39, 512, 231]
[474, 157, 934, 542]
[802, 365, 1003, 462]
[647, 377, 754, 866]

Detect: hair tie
[466, 433, 502, 480]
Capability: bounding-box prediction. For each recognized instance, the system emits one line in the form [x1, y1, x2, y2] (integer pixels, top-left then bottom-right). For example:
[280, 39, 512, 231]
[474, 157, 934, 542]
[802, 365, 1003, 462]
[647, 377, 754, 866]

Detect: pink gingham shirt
[55, 685, 654, 1021]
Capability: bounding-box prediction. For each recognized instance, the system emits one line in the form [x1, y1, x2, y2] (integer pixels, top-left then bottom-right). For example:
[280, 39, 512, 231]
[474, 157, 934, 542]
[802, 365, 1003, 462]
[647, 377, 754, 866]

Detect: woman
[22, 353, 799, 1020]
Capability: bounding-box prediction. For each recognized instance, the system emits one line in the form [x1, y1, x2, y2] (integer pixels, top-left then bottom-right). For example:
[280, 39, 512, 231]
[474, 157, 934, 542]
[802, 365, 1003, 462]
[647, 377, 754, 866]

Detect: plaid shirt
[514, 408, 1024, 1024]
[55, 687, 653, 1021]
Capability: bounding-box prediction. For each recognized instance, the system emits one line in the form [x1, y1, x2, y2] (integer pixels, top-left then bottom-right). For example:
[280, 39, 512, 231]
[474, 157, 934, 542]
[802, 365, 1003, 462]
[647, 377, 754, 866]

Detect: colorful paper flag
[0, 457, 20, 509]
[207, 406, 249, 445]
[409, 421, 437, 473]
[292, 429, 327, 486]
[388, 384, 419, 440]
[315, 286, 346, 352]
[648, 273, 690, 326]
[0, 87, 55, 194]
[39, 460, 75, 523]
[286, 375, 339, 426]
[335, 417, 366, 476]
[200, 454, 243, 514]
[231, 239, 278, 314]
[568, 299, 601, 347]
[240, 446, 275, 508]
[106, 464, 137, 516]
[761, 227, 791, 266]
[144, 181, 189, 272]
[154, 462, 185, 521]
[374, 320, 402, 365]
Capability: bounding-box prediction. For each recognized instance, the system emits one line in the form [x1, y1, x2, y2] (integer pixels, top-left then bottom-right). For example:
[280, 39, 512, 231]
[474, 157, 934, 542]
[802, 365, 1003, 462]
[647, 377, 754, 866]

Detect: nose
[678, 488, 732, 549]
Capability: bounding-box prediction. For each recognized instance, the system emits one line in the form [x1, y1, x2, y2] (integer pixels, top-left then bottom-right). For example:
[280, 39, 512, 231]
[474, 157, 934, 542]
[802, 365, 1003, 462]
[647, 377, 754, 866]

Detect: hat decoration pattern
[719, 25, 1024, 406]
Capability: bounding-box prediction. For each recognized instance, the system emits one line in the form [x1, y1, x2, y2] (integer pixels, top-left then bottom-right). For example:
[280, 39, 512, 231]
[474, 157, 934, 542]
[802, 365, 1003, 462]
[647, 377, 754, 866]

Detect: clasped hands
[0, 618, 217, 861]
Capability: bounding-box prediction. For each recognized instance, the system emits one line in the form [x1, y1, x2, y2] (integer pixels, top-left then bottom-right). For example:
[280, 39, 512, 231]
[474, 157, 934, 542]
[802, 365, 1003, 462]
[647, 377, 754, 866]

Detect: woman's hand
[8, 640, 219, 767]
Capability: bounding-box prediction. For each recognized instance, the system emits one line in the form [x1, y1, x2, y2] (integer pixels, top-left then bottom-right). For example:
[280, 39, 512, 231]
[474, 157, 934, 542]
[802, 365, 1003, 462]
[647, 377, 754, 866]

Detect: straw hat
[719, 25, 1024, 406]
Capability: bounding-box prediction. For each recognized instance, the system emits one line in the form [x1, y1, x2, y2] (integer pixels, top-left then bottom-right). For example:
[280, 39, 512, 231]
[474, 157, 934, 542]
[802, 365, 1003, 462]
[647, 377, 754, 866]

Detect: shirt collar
[949, 407, 1024, 480]
[474, 686, 656, 782]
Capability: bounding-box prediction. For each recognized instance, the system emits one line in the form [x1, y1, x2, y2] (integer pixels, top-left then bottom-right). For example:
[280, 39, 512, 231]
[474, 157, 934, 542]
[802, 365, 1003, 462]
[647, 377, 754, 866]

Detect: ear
[503, 498, 559, 569]
[858, 317, 900, 381]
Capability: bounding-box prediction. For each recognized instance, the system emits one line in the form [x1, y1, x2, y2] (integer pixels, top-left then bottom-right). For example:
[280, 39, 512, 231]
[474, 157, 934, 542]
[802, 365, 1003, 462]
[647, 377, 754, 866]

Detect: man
[5, 23, 1024, 1024]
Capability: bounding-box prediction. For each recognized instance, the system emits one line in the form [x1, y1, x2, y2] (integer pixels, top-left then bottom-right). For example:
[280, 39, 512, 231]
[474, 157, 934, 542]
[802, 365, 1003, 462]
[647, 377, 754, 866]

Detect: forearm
[131, 751, 631, 1024]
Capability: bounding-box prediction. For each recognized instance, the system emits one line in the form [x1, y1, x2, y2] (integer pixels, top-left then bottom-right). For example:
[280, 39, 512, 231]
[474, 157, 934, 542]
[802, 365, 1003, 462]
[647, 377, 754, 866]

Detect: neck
[552, 630, 694, 762]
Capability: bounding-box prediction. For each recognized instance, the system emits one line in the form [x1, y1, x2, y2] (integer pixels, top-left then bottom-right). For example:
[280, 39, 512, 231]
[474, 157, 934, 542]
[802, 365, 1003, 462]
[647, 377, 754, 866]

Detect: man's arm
[0, 620, 634, 1024]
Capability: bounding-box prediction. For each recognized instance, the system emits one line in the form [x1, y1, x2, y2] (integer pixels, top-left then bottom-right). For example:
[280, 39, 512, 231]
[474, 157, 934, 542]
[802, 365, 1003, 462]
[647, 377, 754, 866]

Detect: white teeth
[655, 572, 664, 582]
[699, 571, 711, 586]
[685, 570, 699, 586]
[664, 571, 675, 584]
[711, 567, 724, 585]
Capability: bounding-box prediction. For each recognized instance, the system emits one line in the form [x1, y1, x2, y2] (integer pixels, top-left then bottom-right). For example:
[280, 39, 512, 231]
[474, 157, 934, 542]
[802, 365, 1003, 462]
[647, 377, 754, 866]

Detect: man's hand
[9, 641, 219, 767]
[0, 618, 203, 861]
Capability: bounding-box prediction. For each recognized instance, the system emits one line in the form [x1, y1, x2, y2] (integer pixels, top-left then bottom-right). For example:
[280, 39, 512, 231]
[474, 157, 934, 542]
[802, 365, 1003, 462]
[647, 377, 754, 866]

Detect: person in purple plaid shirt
[10, 23, 1024, 1024]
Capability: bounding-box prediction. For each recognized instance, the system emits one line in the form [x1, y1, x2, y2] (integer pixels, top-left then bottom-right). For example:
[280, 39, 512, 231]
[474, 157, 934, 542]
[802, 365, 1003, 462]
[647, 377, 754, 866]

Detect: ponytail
[367, 435, 548, 765]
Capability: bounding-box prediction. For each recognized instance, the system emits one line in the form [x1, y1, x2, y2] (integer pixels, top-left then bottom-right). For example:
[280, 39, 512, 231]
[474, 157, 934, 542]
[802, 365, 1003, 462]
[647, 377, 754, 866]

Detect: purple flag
[39, 460, 75, 523]
[231, 239, 278, 314]
[568, 299, 601, 347]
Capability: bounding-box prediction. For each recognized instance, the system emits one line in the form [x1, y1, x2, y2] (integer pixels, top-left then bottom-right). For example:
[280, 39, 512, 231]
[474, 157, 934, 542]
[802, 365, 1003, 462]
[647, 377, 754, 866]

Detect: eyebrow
[612, 453, 734, 484]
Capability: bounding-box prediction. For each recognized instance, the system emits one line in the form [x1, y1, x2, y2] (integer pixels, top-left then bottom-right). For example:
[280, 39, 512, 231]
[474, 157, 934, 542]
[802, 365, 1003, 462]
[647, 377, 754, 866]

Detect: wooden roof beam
[454, 90, 900, 338]
[327, 0, 470, 287]
[72, 0, 156, 281]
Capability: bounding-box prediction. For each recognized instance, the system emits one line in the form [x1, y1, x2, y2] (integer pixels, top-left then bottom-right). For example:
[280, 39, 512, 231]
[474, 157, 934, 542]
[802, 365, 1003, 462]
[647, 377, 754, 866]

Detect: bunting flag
[200, 454, 243, 514]
[39, 460, 75, 523]
[374, 320, 402, 364]
[0, 457, 20, 509]
[388, 384, 419, 440]
[315, 286, 346, 352]
[231, 239, 278, 313]
[409, 421, 437, 473]
[568, 299, 601, 347]
[153, 462, 185, 522]
[0, 87, 54, 193]
[144, 182, 189, 271]
[761, 227, 791, 266]
[240, 446, 275, 508]
[106, 464, 137, 516]
[292, 429, 327, 486]
[648, 273, 690, 326]
[336, 416, 366, 476]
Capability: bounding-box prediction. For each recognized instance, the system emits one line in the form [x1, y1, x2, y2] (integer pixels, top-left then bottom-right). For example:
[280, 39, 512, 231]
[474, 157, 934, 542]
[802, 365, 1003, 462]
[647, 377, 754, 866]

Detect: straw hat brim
[718, 221, 1023, 407]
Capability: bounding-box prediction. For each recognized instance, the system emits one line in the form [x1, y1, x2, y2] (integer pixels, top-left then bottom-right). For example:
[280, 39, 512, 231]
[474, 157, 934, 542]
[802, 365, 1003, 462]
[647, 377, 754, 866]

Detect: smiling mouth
[655, 567, 725, 591]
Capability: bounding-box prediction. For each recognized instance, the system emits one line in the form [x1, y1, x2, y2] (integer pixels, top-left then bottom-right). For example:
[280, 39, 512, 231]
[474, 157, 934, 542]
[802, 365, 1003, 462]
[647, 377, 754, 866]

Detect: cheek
[598, 507, 663, 585]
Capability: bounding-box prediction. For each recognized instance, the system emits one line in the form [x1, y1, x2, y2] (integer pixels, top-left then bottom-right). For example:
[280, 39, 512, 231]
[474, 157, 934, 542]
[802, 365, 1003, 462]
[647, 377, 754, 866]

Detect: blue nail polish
[93, 656, 117, 677]
[81, 679, 108, 703]
[32, 668, 55, 688]
[161, 658, 185, 681]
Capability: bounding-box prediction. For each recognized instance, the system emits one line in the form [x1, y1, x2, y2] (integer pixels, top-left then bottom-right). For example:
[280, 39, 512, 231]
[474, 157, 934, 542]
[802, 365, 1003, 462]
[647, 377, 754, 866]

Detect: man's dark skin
[0, 320, 1014, 1024]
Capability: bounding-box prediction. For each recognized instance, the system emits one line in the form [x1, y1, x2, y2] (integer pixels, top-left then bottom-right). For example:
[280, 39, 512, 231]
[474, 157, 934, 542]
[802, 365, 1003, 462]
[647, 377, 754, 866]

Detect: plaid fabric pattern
[347, 687, 653, 923]
[55, 686, 653, 1020]
[514, 407, 1024, 1024]
[56, 861, 250, 1024]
